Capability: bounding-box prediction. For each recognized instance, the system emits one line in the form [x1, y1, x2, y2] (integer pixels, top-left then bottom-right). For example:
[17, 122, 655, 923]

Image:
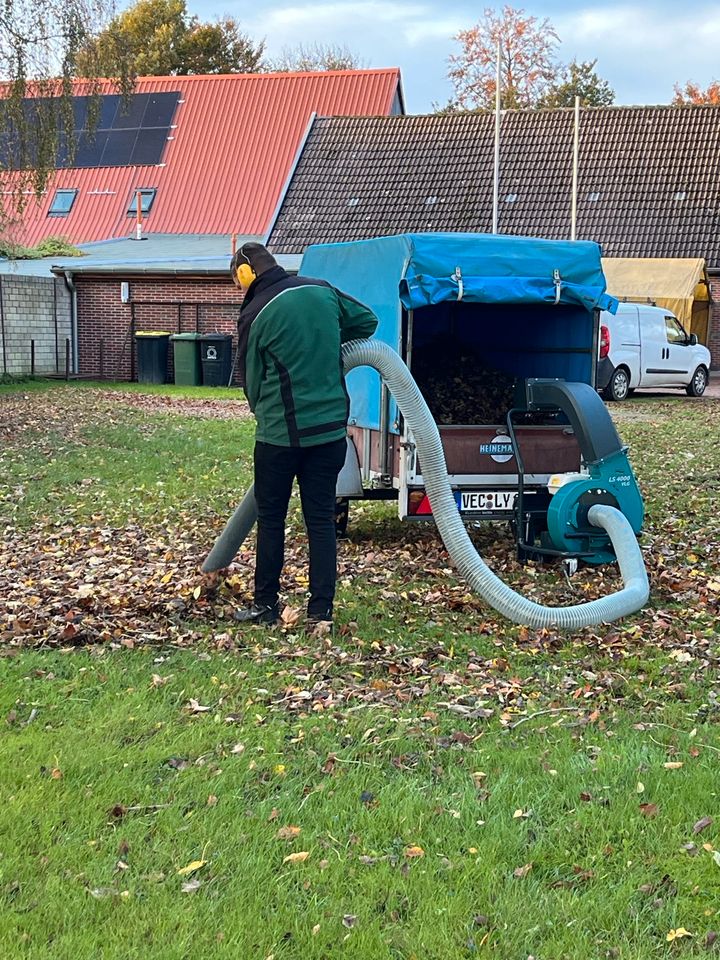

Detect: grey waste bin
[199, 334, 233, 386]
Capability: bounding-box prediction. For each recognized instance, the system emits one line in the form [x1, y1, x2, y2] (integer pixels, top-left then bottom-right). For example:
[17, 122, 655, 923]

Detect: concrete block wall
[75, 276, 242, 382]
[0, 275, 72, 376]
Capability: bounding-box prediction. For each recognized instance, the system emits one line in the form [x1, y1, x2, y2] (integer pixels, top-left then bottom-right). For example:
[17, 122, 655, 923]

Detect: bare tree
[268, 42, 365, 73]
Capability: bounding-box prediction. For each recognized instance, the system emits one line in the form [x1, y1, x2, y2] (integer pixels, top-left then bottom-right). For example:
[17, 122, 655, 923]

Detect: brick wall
[708, 278, 720, 370]
[75, 275, 242, 382]
[0, 275, 72, 376]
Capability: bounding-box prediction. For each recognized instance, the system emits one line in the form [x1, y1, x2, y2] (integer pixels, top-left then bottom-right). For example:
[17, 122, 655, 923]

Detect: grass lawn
[1, 380, 719, 959]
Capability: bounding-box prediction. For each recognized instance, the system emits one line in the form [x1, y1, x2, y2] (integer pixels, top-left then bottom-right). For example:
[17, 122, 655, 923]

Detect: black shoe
[233, 603, 279, 625]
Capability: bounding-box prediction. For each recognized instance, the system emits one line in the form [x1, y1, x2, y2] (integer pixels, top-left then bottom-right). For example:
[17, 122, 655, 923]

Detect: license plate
[455, 490, 517, 513]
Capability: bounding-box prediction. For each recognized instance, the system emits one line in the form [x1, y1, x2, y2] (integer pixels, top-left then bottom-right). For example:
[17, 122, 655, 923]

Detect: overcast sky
[186, 0, 720, 112]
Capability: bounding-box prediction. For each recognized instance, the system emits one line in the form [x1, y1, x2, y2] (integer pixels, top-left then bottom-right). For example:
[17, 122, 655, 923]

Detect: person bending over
[230, 242, 378, 627]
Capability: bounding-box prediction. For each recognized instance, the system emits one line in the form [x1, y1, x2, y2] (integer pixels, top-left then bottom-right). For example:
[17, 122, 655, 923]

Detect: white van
[597, 303, 712, 401]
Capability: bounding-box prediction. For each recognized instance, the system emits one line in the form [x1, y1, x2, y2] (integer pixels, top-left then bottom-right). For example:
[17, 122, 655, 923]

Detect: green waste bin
[135, 331, 170, 384]
[199, 334, 233, 387]
[170, 333, 203, 386]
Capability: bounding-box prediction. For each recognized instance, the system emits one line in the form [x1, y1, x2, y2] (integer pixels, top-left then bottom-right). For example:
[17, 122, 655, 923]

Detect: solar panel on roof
[101, 129, 137, 166]
[0, 91, 179, 171]
[74, 131, 109, 167]
[98, 96, 119, 129]
[142, 93, 177, 128]
[130, 128, 167, 166]
[114, 93, 149, 129]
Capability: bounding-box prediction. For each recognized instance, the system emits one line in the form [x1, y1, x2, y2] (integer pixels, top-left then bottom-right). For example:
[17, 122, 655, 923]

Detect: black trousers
[253, 438, 347, 619]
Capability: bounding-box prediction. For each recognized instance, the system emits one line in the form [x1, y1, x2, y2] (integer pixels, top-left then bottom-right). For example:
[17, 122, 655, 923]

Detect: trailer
[204, 232, 649, 622]
[300, 232, 620, 556]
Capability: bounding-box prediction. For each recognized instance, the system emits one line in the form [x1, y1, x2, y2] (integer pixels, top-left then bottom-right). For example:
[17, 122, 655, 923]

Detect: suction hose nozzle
[203, 339, 649, 628]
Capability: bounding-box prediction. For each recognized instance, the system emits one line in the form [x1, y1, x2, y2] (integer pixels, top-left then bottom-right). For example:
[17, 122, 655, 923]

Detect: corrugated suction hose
[203, 339, 649, 628]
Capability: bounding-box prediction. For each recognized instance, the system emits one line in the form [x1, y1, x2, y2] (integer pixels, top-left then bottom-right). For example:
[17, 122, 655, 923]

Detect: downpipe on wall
[203, 339, 649, 628]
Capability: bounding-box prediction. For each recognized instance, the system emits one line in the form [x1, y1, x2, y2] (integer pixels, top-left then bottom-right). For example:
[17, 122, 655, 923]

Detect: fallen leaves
[403, 845, 424, 859]
[177, 858, 208, 877]
[276, 826, 301, 841]
[666, 928, 693, 942]
[282, 851, 310, 865]
[639, 803, 659, 818]
[187, 698, 211, 714]
[513, 863, 533, 878]
[693, 816, 713, 834]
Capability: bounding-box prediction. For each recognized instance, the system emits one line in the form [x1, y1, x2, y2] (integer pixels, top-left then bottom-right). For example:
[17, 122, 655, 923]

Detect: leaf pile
[1, 386, 720, 722]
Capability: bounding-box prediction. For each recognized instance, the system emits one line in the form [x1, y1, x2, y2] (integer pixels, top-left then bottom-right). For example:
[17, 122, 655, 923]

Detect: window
[48, 189, 77, 216]
[665, 315, 688, 344]
[127, 188, 156, 216]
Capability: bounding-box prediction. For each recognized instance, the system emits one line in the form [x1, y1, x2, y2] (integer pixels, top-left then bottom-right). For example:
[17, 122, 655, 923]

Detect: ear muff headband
[236, 263, 256, 286]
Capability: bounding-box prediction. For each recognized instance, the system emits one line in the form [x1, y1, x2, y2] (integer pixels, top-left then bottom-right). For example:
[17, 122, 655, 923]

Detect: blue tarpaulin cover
[300, 232, 617, 431]
[397, 233, 617, 313]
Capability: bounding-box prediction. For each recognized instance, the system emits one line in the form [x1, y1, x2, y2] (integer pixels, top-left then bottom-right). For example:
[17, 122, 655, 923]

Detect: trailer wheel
[686, 366, 708, 397]
[334, 498, 350, 539]
[602, 366, 630, 402]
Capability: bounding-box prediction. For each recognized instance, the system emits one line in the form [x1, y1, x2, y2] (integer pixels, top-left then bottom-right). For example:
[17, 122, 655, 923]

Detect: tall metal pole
[571, 95, 580, 240]
[492, 39, 501, 234]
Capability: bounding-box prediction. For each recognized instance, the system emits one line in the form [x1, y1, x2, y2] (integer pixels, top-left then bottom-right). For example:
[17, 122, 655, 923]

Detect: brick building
[45, 234, 300, 381]
[1, 68, 402, 378]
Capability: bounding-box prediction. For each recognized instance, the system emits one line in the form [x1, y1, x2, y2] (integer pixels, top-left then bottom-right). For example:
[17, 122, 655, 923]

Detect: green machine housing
[508, 378, 644, 565]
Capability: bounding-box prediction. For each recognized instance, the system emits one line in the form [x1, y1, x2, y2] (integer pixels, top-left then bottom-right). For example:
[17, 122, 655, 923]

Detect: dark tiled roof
[267, 107, 720, 267]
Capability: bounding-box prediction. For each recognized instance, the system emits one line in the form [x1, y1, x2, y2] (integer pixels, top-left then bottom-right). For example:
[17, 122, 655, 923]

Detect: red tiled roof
[8, 69, 401, 246]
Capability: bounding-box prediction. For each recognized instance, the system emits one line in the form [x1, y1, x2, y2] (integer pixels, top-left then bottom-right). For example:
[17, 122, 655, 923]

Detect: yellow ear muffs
[236, 263, 256, 287]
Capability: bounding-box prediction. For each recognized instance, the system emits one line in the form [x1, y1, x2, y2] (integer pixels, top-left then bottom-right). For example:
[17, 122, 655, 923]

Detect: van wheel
[686, 366, 708, 397]
[602, 367, 630, 402]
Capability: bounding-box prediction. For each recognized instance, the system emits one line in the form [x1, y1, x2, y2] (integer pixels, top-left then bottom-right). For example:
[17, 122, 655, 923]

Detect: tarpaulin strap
[452, 266, 464, 301]
[553, 269, 562, 305]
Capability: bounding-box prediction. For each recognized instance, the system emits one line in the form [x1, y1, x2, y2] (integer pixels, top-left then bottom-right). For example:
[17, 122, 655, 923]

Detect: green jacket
[241, 266, 378, 447]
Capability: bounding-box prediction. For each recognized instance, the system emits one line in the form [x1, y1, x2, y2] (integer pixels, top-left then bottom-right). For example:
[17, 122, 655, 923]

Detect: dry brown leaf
[276, 826, 301, 841]
[404, 845, 425, 858]
[187, 698, 211, 713]
[693, 816, 713, 834]
[282, 851, 310, 864]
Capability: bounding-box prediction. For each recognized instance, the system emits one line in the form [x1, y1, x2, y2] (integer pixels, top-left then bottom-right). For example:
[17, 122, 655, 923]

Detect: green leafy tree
[76, 0, 265, 78]
[268, 43, 365, 73]
[180, 17, 265, 75]
[448, 5, 561, 111]
[538, 59, 615, 108]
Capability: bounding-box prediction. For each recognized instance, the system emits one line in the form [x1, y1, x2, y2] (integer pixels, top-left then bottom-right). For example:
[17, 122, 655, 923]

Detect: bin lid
[170, 333, 203, 340]
[199, 333, 233, 341]
[135, 330, 172, 338]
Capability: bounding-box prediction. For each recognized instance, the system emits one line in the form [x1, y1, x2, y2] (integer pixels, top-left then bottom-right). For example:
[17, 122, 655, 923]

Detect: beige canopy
[601, 258, 711, 343]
